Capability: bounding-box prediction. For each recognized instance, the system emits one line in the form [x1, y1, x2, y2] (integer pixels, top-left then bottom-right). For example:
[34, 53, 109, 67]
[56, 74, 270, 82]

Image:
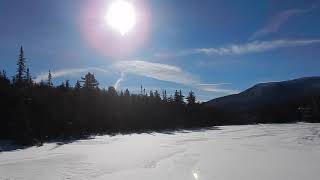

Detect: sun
[106, 0, 136, 36]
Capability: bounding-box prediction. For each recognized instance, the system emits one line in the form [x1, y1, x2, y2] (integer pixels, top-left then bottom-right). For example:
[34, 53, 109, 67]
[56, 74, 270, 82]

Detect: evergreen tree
[174, 90, 179, 103]
[80, 72, 99, 90]
[149, 90, 154, 98]
[108, 86, 117, 96]
[65, 80, 70, 89]
[75, 80, 81, 90]
[0, 70, 8, 80]
[154, 90, 161, 101]
[0, 70, 10, 85]
[174, 90, 184, 104]
[15, 46, 26, 85]
[186, 91, 196, 105]
[25, 68, 33, 86]
[124, 89, 130, 96]
[162, 90, 167, 102]
[179, 90, 185, 104]
[47, 70, 53, 87]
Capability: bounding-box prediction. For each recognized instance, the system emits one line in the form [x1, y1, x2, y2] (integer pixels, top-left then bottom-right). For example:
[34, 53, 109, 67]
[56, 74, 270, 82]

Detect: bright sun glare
[106, 0, 136, 36]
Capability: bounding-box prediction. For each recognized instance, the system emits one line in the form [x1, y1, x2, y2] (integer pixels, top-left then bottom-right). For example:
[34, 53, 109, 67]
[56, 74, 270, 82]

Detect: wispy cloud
[155, 39, 320, 58]
[112, 60, 198, 85]
[112, 60, 235, 94]
[195, 83, 239, 94]
[35, 67, 109, 83]
[250, 6, 316, 40]
[114, 72, 125, 90]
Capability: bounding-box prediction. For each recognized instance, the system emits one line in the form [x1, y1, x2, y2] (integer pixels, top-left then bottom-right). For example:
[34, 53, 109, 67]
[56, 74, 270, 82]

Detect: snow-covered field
[1, 123, 320, 180]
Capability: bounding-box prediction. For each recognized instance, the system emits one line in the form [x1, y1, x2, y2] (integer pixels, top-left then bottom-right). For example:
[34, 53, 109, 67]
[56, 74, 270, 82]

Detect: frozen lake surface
[1, 123, 320, 180]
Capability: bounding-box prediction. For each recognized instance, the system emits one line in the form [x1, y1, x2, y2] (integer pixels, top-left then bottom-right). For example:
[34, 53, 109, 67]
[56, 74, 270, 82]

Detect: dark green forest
[0, 47, 218, 145]
[0, 47, 319, 145]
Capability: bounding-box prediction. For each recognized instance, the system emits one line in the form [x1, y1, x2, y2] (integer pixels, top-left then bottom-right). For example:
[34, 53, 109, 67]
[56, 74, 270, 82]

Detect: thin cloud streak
[196, 83, 239, 94]
[114, 72, 125, 90]
[113, 60, 236, 94]
[198, 83, 231, 86]
[250, 6, 316, 40]
[155, 39, 320, 58]
[112, 60, 198, 85]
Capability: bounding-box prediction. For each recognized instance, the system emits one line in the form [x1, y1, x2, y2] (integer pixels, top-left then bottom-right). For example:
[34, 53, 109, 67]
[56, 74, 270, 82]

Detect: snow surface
[1, 123, 320, 180]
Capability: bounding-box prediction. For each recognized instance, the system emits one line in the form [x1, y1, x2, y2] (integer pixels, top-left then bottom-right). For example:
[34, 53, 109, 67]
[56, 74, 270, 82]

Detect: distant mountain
[205, 77, 320, 113]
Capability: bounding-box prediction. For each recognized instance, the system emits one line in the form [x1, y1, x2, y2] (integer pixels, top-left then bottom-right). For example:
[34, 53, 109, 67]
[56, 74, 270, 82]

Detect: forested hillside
[0, 47, 214, 145]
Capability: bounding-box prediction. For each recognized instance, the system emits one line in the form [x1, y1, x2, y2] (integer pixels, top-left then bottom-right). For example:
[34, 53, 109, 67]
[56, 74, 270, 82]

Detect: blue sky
[1, 0, 320, 101]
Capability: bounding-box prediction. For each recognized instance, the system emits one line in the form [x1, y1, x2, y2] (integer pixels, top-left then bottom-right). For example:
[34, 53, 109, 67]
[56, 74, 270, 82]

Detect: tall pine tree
[47, 70, 53, 87]
[15, 46, 26, 85]
[186, 91, 196, 105]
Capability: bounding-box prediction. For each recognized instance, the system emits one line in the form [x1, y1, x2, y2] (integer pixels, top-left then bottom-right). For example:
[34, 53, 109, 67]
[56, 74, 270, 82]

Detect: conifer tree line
[0, 47, 216, 145]
[2, 47, 318, 145]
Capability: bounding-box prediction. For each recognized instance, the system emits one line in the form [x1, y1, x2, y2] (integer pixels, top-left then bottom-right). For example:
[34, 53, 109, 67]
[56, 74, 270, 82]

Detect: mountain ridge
[205, 76, 320, 112]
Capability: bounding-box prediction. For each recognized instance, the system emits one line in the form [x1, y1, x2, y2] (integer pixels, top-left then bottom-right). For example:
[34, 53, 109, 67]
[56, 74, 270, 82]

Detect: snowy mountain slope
[1, 123, 320, 180]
